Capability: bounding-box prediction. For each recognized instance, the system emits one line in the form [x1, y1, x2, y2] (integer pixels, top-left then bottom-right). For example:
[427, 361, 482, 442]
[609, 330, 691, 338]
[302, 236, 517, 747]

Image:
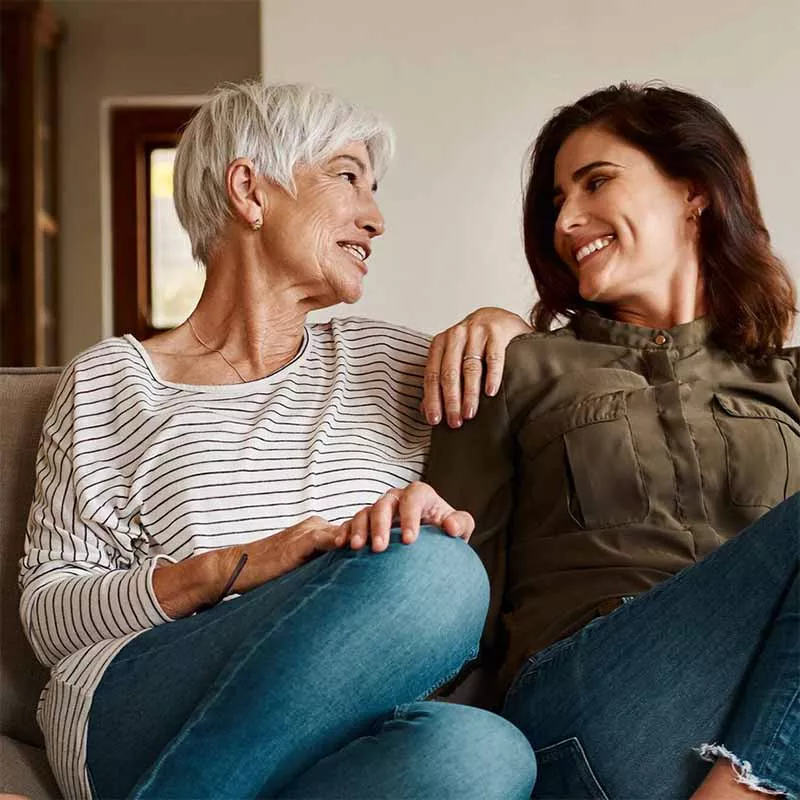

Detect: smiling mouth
[338, 242, 369, 262]
[575, 235, 615, 265]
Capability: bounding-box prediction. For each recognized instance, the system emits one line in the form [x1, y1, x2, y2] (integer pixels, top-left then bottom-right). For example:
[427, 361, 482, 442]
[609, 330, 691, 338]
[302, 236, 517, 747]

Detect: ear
[226, 158, 267, 230]
[685, 181, 710, 217]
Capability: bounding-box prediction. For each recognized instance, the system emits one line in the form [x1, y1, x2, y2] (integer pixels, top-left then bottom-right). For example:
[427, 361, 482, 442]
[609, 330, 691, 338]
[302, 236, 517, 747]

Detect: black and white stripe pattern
[19, 317, 432, 799]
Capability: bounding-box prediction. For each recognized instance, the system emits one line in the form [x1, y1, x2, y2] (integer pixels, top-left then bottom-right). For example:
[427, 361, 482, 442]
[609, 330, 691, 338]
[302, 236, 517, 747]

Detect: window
[110, 105, 201, 339]
[148, 147, 204, 328]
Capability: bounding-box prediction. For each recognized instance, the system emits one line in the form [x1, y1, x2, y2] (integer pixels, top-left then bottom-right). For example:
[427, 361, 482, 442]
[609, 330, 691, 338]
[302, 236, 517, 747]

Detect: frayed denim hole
[697, 744, 792, 798]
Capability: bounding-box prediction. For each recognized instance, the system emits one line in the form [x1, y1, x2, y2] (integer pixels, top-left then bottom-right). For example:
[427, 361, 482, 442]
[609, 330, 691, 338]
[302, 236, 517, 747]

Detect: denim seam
[503, 636, 575, 708]
[534, 737, 610, 800]
[413, 645, 480, 702]
[131, 554, 355, 798]
[759, 682, 800, 792]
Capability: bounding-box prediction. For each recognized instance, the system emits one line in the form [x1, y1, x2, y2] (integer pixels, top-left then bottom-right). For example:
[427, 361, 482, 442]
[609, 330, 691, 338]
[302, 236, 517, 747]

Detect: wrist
[207, 546, 247, 600]
[153, 549, 236, 618]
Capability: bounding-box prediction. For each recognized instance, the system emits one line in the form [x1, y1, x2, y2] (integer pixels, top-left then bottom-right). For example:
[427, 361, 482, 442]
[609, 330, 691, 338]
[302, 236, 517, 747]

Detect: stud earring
[251, 218, 263, 231]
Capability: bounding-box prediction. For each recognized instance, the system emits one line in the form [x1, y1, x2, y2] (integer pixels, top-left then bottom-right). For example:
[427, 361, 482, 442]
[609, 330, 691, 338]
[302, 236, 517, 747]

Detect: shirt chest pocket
[713, 393, 800, 508]
[519, 390, 649, 529]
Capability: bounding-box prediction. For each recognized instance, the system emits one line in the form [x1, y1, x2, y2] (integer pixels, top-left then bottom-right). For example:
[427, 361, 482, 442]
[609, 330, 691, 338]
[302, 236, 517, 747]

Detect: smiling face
[260, 141, 385, 307]
[552, 125, 702, 320]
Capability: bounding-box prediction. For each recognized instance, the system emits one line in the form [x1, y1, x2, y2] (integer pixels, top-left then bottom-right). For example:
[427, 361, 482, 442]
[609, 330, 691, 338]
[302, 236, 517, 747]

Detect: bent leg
[502, 493, 800, 799]
[87, 527, 489, 799]
[278, 701, 536, 800]
[698, 571, 799, 797]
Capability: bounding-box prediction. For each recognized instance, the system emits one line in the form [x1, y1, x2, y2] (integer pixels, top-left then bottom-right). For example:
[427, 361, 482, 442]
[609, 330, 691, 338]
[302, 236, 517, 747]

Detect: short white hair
[173, 81, 395, 264]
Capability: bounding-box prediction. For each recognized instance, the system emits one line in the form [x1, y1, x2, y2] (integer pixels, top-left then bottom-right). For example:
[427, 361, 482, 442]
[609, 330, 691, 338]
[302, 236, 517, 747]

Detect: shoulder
[40, 337, 143, 434]
[56, 336, 153, 401]
[504, 325, 580, 373]
[71, 335, 137, 368]
[312, 316, 431, 357]
[775, 345, 800, 399]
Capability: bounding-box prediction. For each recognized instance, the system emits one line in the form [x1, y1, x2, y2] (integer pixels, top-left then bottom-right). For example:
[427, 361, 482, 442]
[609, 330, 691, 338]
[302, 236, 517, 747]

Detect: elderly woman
[424, 84, 800, 799]
[19, 82, 535, 800]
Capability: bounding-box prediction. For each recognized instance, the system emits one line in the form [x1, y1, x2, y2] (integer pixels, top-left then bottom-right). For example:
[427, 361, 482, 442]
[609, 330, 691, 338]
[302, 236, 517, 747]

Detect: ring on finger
[462, 355, 483, 363]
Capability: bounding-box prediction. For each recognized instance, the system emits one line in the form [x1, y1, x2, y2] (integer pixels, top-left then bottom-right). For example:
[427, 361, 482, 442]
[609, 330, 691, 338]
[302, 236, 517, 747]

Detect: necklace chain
[186, 317, 248, 384]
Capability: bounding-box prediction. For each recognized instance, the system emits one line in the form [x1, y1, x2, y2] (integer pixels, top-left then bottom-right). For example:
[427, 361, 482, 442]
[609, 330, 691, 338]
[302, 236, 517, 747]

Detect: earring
[691, 208, 703, 223]
[251, 218, 263, 231]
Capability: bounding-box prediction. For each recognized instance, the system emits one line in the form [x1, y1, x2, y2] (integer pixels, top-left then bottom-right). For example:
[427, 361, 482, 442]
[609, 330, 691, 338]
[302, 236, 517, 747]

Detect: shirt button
[654, 334, 667, 346]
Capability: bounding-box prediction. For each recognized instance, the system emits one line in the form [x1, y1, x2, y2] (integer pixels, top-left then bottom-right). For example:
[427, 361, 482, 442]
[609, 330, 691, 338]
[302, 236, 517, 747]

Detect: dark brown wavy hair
[524, 82, 795, 358]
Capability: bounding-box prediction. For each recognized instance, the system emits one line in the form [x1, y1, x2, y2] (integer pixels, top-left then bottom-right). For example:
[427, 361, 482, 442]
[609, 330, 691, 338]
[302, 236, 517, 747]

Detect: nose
[358, 192, 385, 238]
[555, 194, 588, 237]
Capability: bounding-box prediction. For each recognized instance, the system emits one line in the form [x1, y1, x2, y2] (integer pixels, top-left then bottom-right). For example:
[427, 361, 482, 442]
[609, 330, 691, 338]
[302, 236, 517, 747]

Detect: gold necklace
[186, 317, 248, 384]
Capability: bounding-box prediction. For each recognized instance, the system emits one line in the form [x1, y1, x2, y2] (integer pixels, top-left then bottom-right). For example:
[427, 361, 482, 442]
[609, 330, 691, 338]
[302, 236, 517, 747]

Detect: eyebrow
[553, 160, 622, 198]
[330, 154, 378, 192]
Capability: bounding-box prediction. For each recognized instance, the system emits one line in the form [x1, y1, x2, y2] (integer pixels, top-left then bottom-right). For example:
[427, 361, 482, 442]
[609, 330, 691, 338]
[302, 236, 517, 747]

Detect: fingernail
[464, 405, 476, 419]
[486, 384, 497, 397]
[429, 412, 441, 425]
[449, 416, 462, 429]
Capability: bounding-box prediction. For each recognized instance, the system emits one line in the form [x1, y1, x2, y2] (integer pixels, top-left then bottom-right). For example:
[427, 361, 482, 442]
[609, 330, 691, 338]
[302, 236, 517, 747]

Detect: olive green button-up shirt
[426, 314, 800, 689]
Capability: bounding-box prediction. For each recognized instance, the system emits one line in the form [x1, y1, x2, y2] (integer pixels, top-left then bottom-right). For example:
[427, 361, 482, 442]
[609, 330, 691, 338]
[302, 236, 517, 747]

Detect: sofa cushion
[0, 734, 61, 798]
[0, 369, 61, 747]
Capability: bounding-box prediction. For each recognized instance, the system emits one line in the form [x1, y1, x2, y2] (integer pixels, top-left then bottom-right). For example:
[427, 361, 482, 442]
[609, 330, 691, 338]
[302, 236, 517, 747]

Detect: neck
[613, 255, 706, 330]
[189, 246, 314, 377]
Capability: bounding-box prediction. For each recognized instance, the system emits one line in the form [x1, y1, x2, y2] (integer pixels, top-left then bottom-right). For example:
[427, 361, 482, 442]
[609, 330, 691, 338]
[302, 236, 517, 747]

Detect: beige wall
[262, 0, 800, 339]
[55, 0, 260, 362]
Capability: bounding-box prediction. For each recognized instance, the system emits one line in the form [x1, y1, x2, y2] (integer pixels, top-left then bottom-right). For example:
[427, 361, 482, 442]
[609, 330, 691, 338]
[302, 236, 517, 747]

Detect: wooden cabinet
[0, 0, 62, 366]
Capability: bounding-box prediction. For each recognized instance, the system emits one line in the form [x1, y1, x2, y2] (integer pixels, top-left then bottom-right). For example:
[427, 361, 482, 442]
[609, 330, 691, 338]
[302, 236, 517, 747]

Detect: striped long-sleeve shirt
[19, 317, 432, 799]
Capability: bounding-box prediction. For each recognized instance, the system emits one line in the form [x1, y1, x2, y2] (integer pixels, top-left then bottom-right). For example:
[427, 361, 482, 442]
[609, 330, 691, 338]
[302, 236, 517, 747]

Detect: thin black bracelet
[197, 553, 248, 613]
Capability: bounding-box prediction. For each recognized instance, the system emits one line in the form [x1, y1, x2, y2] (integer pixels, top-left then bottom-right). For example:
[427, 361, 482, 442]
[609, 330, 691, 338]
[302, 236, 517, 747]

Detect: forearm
[20, 562, 174, 667]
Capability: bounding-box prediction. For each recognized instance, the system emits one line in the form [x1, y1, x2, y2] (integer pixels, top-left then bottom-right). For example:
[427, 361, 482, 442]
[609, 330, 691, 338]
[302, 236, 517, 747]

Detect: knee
[398, 702, 536, 799]
[384, 526, 490, 636]
[448, 705, 537, 798]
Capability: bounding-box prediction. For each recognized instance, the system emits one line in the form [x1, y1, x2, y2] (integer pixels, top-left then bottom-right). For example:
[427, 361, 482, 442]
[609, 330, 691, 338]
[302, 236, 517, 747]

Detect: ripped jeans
[86, 528, 535, 799]
[503, 492, 800, 800]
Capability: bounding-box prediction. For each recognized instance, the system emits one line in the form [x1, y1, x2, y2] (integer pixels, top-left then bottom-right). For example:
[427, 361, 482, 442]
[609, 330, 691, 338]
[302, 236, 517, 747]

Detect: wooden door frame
[110, 105, 199, 339]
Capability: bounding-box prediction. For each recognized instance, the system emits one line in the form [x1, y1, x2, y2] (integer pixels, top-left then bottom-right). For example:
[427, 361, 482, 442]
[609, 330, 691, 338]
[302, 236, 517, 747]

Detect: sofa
[1, 368, 63, 798]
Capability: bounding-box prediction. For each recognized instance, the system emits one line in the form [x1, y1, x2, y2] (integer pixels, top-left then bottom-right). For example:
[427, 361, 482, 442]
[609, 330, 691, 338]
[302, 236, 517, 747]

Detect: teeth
[576, 236, 614, 264]
[341, 243, 366, 261]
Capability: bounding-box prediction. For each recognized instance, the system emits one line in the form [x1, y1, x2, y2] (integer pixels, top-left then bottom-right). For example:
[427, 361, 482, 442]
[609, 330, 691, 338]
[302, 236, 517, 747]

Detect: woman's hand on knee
[341, 482, 474, 552]
[422, 307, 531, 429]
[226, 517, 347, 593]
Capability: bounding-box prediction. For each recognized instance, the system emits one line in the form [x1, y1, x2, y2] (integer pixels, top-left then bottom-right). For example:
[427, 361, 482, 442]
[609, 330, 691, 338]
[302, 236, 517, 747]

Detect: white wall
[261, 0, 800, 338]
[55, 0, 260, 362]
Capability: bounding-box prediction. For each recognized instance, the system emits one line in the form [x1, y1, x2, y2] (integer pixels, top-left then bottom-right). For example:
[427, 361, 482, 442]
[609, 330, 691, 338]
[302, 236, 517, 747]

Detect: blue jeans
[502, 492, 800, 799]
[86, 527, 536, 799]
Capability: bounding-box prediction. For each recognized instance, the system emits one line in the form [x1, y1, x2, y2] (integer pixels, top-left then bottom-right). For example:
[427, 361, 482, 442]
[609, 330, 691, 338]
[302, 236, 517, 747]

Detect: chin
[337, 285, 364, 305]
[578, 279, 610, 304]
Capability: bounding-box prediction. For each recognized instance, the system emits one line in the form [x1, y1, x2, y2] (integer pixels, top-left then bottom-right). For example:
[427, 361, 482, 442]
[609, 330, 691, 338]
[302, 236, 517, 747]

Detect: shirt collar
[570, 311, 712, 350]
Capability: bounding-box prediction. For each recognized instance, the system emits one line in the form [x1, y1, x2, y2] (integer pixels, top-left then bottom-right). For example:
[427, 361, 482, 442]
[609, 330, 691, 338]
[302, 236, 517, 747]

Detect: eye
[586, 175, 609, 193]
[339, 171, 358, 185]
